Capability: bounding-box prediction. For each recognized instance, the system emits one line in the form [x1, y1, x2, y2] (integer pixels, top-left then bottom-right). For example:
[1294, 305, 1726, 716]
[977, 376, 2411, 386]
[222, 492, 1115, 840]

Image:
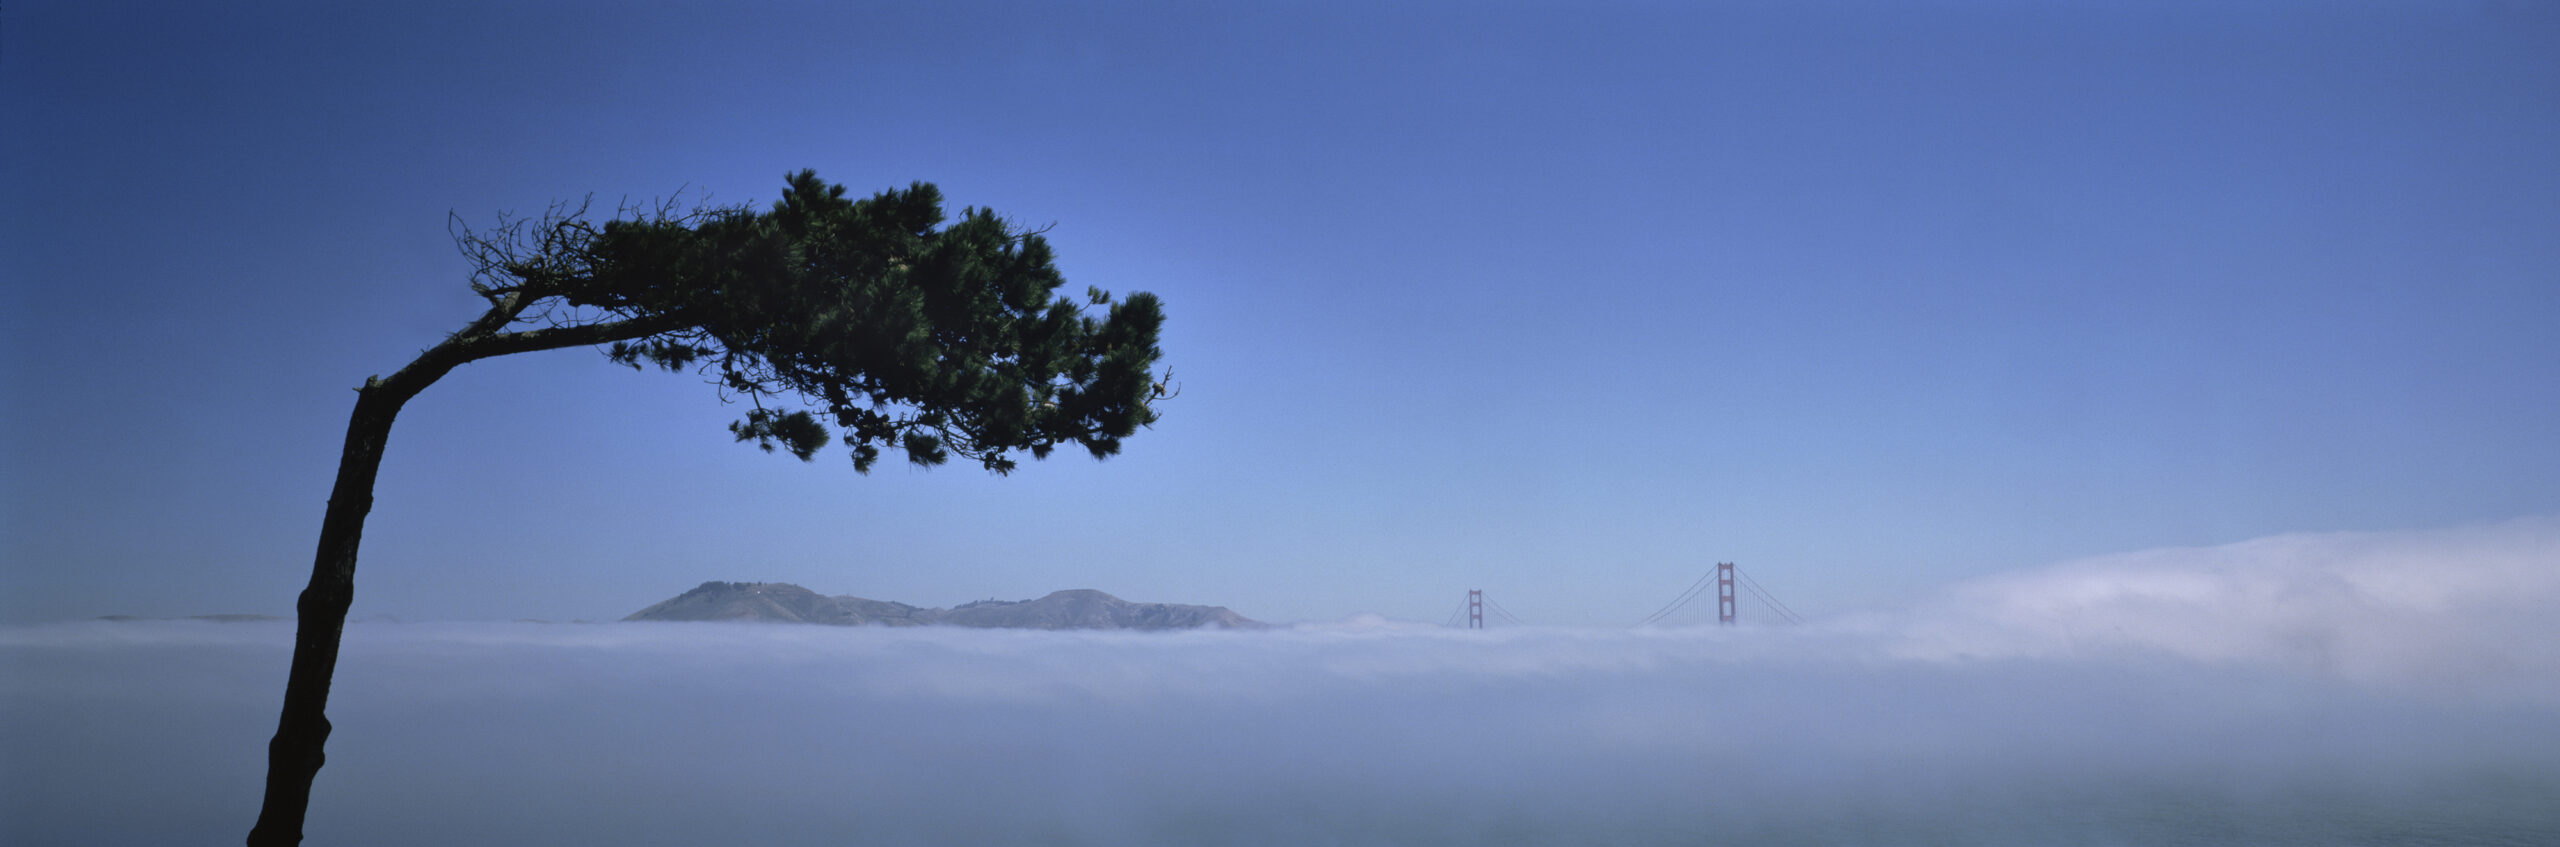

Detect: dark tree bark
[248, 312, 672, 846]
[246, 379, 411, 847]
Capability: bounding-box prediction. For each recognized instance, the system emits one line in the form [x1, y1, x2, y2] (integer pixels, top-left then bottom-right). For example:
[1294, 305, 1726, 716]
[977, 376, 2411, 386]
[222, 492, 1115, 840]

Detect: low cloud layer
[1872, 514, 2560, 698]
[7, 518, 2558, 846]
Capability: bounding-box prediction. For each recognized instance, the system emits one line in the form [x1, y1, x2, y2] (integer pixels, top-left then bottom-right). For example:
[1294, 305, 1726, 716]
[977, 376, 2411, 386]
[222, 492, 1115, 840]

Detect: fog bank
[7, 518, 2557, 845]
[1877, 514, 2560, 698]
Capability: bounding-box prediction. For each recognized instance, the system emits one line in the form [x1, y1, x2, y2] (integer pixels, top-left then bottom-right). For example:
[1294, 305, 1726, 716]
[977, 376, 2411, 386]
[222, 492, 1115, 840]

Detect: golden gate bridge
[1445, 562, 1804, 628]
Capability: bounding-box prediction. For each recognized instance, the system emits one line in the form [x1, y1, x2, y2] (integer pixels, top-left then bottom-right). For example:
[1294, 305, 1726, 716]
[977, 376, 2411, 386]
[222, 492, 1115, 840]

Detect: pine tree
[247, 171, 1167, 846]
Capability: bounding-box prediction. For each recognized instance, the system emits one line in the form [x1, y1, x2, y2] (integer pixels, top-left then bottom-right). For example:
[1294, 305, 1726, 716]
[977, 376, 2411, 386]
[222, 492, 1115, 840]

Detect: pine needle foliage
[458, 170, 1167, 472]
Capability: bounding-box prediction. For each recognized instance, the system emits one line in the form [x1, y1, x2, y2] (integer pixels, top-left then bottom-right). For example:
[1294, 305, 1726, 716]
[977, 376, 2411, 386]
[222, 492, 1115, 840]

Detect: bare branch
[472, 311, 692, 359]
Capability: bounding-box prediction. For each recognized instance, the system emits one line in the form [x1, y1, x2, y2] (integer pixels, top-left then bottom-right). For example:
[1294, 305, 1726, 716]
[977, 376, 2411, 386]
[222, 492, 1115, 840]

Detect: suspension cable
[1635, 570, 1714, 626]
[1734, 567, 1803, 624]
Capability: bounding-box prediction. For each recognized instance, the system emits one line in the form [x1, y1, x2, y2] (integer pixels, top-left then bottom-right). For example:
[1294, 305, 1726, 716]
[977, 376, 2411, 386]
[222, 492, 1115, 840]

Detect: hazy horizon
[10, 517, 2558, 845]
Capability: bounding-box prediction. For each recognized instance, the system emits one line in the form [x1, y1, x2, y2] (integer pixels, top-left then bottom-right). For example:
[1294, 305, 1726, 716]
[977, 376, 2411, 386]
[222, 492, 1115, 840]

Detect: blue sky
[4, 0, 2555, 625]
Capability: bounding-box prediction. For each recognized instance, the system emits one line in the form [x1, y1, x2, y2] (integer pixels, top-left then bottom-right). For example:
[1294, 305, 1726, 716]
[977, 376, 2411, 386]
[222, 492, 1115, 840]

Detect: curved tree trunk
[246, 379, 417, 847]
[245, 305, 675, 846]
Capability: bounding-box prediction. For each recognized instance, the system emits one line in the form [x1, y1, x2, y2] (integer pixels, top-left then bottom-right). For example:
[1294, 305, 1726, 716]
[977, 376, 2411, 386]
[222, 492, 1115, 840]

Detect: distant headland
[625, 581, 1261, 630]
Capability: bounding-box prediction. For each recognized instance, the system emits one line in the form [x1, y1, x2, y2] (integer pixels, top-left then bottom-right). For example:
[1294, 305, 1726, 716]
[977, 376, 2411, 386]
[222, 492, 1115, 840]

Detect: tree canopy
[454, 169, 1167, 471]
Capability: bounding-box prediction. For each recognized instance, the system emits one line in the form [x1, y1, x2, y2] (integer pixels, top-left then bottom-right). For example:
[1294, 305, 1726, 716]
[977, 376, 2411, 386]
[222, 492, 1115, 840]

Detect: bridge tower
[1717, 562, 1736, 626]
[1468, 589, 1484, 629]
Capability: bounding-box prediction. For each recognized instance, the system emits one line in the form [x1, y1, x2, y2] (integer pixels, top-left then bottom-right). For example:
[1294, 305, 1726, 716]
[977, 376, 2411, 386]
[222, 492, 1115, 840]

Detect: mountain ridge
[625, 581, 1261, 630]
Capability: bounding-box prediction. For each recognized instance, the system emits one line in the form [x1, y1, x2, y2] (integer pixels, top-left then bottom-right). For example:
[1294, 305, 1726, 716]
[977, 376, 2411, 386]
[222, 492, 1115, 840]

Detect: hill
[625, 582, 1260, 630]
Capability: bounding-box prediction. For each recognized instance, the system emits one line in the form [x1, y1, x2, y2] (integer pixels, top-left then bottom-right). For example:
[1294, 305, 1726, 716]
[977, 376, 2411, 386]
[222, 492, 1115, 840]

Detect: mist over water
[8, 519, 2558, 846]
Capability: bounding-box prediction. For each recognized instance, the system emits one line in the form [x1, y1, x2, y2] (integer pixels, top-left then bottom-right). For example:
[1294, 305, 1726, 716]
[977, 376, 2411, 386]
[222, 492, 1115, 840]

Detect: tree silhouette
[247, 171, 1167, 846]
